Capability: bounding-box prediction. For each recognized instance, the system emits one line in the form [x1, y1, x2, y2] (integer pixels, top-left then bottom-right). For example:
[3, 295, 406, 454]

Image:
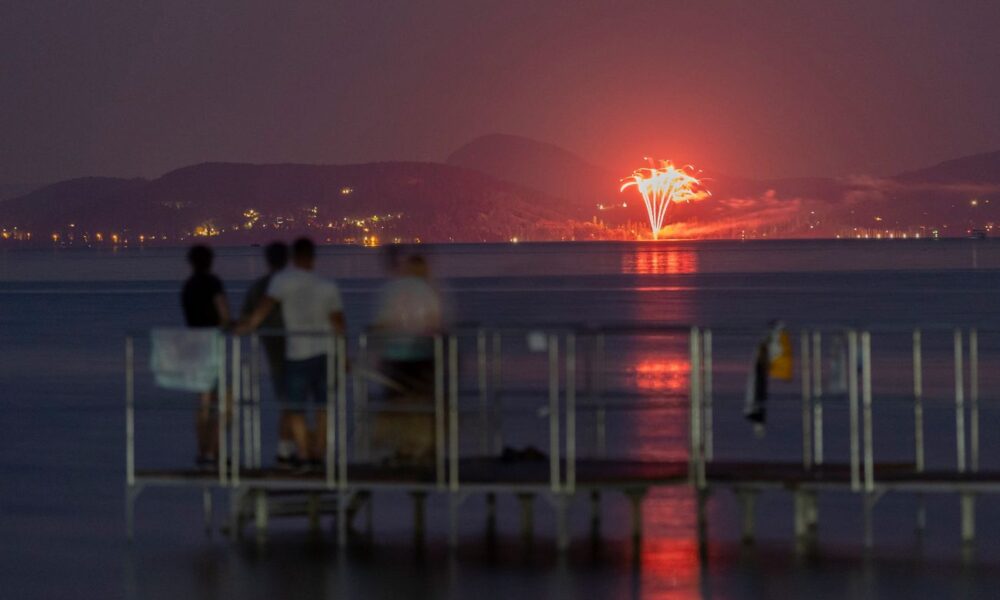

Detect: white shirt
[375, 276, 442, 336]
[266, 267, 343, 360]
[375, 276, 443, 360]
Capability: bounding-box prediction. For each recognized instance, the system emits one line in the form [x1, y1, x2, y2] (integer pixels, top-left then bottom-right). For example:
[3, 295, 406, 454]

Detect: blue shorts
[285, 355, 331, 410]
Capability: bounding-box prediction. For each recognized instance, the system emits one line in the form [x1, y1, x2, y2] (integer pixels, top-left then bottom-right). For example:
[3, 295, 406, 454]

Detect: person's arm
[214, 293, 231, 328]
[236, 296, 277, 334]
[329, 310, 346, 335]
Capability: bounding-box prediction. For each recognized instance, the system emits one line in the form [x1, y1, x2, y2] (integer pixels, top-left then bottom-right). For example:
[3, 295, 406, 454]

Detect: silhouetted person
[240, 241, 297, 468]
[372, 252, 444, 464]
[239, 237, 346, 469]
[181, 245, 231, 467]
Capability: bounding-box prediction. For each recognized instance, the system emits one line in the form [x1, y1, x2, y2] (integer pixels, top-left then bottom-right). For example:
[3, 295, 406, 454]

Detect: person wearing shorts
[238, 237, 345, 468]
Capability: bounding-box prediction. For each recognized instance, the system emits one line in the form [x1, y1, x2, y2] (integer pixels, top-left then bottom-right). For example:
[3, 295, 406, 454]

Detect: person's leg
[284, 359, 313, 462]
[308, 355, 330, 462]
[313, 409, 327, 462]
[266, 342, 294, 460]
[196, 392, 218, 461]
[287, 412, 310, 461]
[277, 412, 295, 458]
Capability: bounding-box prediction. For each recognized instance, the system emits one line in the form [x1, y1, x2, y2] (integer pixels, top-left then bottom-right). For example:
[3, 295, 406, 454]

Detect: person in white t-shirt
[238, 237, 346, 468]
[371, 251, 444, 464]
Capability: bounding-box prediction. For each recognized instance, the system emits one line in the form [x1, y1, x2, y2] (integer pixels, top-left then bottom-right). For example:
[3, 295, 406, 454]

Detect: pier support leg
[227, 489, 247, 540]
[625, 488, 648, 547]
[364, 492, 374, 539]
[737, 488, 757, 545]
[337, 491, 348, 548]
[590, 491, 602, 543]
[695, 489, 709, 558]
[554, 494, 570, 552]
[517, 493, 535, 545]
[125, 485, 140, 541]
[862, 493, 875, 550]
[961, 493, 976, 550]
[307, 493, 321, 533]
[448, 493, 462, 548]
[203, 488, 213, 537]
[915, 494, 926, 543]
[794, 489, 819, 554]
[254, 490, 268, 544]
[485, 493, 497, 540]
[411, 491, 427, 546]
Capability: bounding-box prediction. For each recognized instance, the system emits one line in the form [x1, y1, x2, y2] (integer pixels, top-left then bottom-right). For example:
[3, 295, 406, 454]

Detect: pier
[125, 324, 998, 554]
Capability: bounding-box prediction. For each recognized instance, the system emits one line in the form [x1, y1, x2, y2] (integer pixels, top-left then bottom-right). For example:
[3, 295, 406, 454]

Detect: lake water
[3, 240, 1000, 599]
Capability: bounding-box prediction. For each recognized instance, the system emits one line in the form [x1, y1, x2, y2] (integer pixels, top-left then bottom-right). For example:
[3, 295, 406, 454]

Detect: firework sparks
[621, 159, 710, 240]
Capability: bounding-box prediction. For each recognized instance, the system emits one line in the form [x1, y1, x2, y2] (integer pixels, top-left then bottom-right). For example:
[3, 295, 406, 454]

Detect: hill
[447, 134, 617, 217]
[0, 162, 587, 245]
[896, 150, 1000, 184]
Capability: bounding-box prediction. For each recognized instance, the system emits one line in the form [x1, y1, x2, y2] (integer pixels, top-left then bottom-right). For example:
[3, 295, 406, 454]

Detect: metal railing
[125, 322, 999, 548]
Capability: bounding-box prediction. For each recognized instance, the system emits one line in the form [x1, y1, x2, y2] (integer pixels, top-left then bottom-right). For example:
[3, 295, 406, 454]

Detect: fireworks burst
[621, 159, 710, 240]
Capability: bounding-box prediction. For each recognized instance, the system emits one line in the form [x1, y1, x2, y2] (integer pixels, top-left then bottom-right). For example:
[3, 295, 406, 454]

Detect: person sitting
[238, 237, 346, 471]
[180, 245, 231, 468]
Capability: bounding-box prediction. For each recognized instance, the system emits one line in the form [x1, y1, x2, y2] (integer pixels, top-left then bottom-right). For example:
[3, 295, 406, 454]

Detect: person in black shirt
[181, 245, 231, 466]
[240, 242, 297, 467]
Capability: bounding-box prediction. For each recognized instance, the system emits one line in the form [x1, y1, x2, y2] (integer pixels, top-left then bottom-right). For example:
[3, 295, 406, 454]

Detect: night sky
[3, 0, 1000, 185]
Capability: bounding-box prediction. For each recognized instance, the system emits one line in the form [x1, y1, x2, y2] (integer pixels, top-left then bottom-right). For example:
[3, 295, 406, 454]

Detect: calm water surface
[3, 240, 1000, 599]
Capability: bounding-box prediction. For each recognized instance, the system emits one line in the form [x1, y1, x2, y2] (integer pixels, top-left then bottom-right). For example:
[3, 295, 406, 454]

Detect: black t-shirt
[181, 273, 225, 327]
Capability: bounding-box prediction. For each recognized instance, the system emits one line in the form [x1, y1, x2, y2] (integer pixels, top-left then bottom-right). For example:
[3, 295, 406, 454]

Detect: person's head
[291, 237, 316, 269]
[404, 254, 429, 279]
[264, 241, 288, 273]
[187, 245, 213, 275]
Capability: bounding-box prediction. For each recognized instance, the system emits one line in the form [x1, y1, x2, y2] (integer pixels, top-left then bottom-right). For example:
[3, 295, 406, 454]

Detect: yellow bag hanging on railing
[768, 324, 794, 381]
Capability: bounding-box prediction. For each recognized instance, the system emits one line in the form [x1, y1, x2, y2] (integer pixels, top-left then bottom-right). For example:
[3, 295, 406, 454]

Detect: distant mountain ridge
[1, 137, 998, 244]
[447, 134, 618, 217]
[0, 161, 579, 244]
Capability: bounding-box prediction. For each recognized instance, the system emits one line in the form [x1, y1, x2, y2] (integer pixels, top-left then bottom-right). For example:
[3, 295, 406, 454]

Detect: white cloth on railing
[150, 328, 222, 392]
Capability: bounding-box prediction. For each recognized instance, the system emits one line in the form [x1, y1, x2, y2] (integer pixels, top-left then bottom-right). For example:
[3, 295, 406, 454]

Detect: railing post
[125, 336, 135, 488]
[477, 329, 489, 455]
[325, 336, 336, 490]
[703, 329, 713, 463]
[954, 329, 966, 473]
[812, 331, 823, 466]
[336, 334, 349, 547]
[491, 332, 503, 455]
[217, 335, 228, 486]
[337, 335, 348, 489]
[240, 360, 251, 470]
[566, 332, 577, 494]
[595, 333, 607, 458]
[435, 335, 446, 489]
[355, 333, 369, 460]
[800, 330, 813, 470]
[689, 327, 704, 488]
[548, 333, 561, 493]
[231, 336, 241, 487]
[250, 334, 262, 469]
[448, 335, 460, 492]
[913, 329, 924, 472]
[848, 330, 860, 491]
[970, 329, 979, 473]
[861, 331, 874, 493]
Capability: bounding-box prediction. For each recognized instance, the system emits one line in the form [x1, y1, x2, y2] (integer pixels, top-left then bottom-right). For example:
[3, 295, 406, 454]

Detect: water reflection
[631, 357, 689, 394]
[622, 246, 698, 275]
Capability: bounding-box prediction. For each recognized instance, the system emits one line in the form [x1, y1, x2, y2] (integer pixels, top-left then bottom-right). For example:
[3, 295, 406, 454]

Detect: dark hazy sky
[3, 0, 1000, 185]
